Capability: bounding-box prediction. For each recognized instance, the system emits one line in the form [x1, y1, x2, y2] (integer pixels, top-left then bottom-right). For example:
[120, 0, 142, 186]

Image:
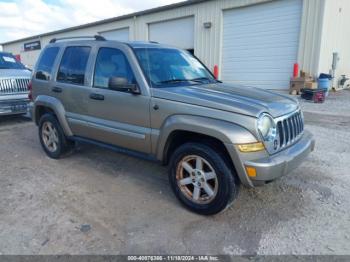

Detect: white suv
[0, 52, 31, 116]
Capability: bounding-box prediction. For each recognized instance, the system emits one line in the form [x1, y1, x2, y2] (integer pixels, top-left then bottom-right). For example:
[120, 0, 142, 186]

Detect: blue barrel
[318, 78, 330, 89]
[318, 78, 330, 96]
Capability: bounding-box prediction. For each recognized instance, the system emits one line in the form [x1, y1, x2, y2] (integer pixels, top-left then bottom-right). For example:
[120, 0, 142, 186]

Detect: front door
[83, 47, 151, 154]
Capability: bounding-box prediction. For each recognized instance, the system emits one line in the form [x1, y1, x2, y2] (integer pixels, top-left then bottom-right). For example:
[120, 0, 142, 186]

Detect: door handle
[52, 87, 62, 93]
[89, 93, 105, 101]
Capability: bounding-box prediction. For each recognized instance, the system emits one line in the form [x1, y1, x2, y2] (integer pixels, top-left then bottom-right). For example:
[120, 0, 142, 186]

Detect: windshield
[134, 48, 217, 88]
[0, 53, 26, 70]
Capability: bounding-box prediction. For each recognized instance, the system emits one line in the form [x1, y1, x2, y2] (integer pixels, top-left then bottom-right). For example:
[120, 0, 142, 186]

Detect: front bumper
[0, 98, 30, 116]
[243, 130, 315, 185]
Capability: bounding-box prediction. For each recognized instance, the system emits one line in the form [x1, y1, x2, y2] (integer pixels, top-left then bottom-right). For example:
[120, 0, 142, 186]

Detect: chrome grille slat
[292, 115, 297, 140]
[276, 110, 304, 150]
[283, 120, 288, 146]
[284, 120, 288, 146]
[298, 113, 302, 133]
[291, 117, 295, 141]
[0, 78, 29, 95]
[289, 118, 294, 142]
[277, 122, 284, 147]
[6, 79, 10, 92]
[18, 79, 22, 92]
[300, 113, 304, 132]
[295, 113, 300, 134]
[285, 119, 290, 145]
[8, 79, 12, 92]
[4, 79, 8, 92]
[23, 79, 27, 91]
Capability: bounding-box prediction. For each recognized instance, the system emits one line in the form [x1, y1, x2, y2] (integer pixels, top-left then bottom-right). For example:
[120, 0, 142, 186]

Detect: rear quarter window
[35, 47, 60, 81]
[57, 46, 91, 86]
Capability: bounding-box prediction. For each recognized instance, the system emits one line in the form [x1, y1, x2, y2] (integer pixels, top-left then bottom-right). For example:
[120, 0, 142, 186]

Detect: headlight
[257, 113, 276, 141]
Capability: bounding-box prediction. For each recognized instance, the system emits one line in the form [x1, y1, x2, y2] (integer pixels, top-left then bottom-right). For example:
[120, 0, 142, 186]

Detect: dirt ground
[0, 90, 350, 255]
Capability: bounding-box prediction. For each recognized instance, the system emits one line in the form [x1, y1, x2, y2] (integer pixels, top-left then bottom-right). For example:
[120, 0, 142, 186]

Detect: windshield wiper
[190, 77, 219, 83]
[157, 77, 219, 85]
[158, 79, 191, 84]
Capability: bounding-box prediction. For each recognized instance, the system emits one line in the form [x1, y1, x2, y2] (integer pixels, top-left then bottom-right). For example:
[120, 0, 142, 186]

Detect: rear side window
[57, 46, 91, 85]
[35, 47, 59, 81]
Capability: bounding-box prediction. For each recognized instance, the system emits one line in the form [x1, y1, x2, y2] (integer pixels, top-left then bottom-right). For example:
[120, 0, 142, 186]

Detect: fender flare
[155, 115, 258, 187]
[33, 95, 73, 137]
[156, 115, 258, 159]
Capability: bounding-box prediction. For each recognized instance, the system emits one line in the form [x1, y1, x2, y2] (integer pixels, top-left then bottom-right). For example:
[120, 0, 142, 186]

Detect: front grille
[0, 78, 30, 95]
[277, 110, 304, 149]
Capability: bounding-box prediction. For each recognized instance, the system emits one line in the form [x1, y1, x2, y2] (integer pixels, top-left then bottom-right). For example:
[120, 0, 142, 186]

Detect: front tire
[169, 143, 239, 215]
[38, 113, 72, 159]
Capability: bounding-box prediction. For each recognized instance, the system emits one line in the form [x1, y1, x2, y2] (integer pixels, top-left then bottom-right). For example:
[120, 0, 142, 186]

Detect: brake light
[27, 81, 33, 101]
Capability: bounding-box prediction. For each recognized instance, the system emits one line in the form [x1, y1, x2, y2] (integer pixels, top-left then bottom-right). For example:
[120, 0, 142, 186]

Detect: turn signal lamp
[245, 166, 257, 178]
[237, 142, 265, 153]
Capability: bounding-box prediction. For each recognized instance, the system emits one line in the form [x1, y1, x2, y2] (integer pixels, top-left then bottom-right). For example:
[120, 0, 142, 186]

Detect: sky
[0, 0, 185, 44]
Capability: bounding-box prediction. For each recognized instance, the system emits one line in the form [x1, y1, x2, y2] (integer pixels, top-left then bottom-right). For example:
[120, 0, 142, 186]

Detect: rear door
[52, 45, 94, 137]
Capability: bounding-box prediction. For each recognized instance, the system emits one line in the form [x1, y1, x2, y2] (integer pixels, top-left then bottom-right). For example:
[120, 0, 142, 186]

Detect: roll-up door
[222, 0, 302, 89]
[149, 17, 194, 51]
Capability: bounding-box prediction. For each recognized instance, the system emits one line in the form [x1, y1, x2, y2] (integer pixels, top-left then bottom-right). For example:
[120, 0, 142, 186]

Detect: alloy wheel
[176, 155, 218, 204]
[41, 121, 59, 153]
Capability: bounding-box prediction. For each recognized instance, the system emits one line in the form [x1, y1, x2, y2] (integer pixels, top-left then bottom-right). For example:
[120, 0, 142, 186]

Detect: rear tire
[169, 142, 239, 215]
[38, 113, 73, 159]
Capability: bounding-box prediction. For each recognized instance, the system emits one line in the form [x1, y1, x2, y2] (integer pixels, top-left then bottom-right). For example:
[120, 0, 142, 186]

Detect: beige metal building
[1, 0, 349, 90]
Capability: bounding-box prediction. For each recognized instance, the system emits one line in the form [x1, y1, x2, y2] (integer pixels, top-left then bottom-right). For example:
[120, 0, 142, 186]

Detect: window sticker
[3, 56, 16, 63]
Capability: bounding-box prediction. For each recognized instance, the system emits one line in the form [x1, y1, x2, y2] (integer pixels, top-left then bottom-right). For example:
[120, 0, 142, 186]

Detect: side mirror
[108, 77, 141, 95]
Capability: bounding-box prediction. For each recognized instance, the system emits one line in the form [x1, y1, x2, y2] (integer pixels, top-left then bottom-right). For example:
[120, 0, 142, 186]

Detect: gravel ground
[0, 90, 350, 255]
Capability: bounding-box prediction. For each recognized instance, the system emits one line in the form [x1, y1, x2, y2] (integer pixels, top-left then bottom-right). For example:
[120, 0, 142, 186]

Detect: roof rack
[49, 35, 106, 43]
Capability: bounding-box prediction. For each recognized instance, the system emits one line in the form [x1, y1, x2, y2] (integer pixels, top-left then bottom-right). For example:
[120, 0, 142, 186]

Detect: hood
[152, 83, 299, 118]
[0, 69, 31, 79]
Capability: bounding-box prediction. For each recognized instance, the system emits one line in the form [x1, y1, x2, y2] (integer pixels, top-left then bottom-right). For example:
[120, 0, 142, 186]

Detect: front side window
[0, 53, 26, 70]
[57, 46, 91, 85]
[134, 48, 216, 88]
[93, 47, 135, 89]
[35, 47, 59, 81]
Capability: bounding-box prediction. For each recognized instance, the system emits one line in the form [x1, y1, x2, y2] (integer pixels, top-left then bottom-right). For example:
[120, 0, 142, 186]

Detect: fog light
[245, 166, 257, 178]
[237, 142, 265, 153]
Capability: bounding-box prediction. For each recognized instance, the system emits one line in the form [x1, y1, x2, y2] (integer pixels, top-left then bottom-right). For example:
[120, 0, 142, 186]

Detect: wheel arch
[34, 95, 73, 137]
[163, 130, 231, 163]
[155, 115, 258, 187]
[156, 115, 257, 161]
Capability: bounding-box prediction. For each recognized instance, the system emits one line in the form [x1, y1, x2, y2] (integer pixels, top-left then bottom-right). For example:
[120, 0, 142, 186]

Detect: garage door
[149, 17, 194, 50]
[222, 0, 302, 89]
[99, 28, 129, 41]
